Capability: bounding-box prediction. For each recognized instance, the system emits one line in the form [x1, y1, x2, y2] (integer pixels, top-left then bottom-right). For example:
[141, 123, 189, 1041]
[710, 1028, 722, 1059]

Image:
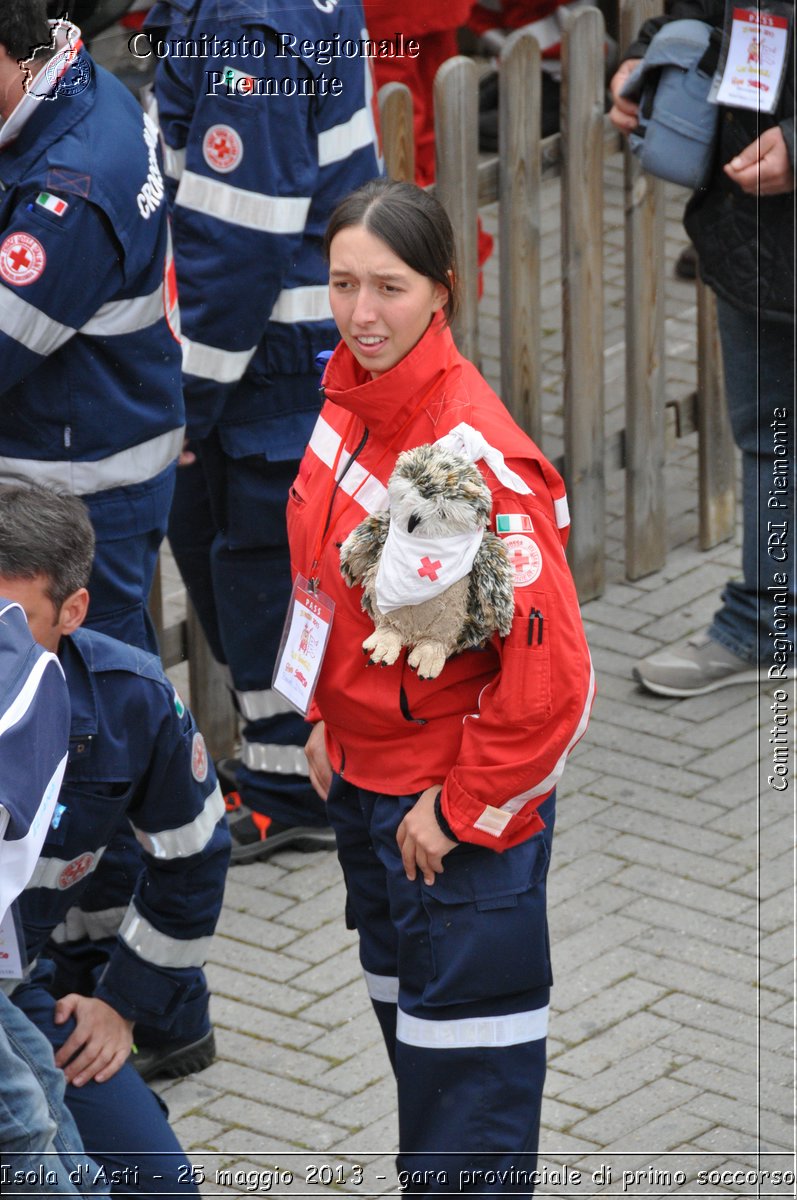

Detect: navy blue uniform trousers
[168, 434, 327, 827]
[327, 780, 555, 1198]
[11, 969, 198, 1198]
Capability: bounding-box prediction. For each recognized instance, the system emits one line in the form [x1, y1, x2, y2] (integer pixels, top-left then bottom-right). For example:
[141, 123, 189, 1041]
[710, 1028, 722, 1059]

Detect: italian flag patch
[496, 513, 533, 534]
[36, 192, 69, 217]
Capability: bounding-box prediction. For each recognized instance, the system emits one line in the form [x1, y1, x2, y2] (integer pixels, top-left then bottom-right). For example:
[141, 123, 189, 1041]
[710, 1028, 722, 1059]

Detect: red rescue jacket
[287, 319, 594, 849]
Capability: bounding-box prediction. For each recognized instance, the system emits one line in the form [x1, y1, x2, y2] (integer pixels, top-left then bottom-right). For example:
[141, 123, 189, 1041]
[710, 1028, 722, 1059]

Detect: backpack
[622, 19, 721, 189]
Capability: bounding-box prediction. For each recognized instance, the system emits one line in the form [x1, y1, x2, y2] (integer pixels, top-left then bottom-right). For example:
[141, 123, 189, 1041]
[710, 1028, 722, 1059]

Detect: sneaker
[633, 631, 762, 697]
[229, 810, 336, 865]
[131, 1029, 216, 1082]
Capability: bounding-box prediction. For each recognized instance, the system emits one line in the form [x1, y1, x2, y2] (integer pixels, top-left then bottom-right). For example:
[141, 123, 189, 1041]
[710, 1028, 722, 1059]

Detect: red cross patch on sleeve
[0, 232, 46, 286]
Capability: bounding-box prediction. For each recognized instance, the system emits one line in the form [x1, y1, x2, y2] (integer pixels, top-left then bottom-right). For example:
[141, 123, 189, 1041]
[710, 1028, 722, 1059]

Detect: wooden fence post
[186, 600, 237, 763]
[499, 29, 542, 445]
[696, 278, 736, 548]
[621, 0, 667, 580]
[561, 6, 606, 600]
[379, 81, 415, 182]
[435, 56, 480, 365]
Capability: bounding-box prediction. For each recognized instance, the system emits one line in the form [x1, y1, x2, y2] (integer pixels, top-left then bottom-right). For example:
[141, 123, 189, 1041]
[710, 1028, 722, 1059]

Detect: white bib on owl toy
[374, 523, 483, 613]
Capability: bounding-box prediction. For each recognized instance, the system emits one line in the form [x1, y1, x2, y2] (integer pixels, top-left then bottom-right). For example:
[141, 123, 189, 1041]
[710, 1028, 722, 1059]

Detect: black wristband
[433, 790, 460, 843]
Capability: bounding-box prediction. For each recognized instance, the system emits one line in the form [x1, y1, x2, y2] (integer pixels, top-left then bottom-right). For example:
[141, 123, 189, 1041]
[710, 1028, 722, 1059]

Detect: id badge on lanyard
[272, 575, 335, 717]
[711, 0, 792, 112]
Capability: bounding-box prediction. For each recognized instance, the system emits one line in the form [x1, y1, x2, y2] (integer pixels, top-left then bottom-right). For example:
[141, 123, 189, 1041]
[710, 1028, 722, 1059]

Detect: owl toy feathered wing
[339, 443, 515, 679]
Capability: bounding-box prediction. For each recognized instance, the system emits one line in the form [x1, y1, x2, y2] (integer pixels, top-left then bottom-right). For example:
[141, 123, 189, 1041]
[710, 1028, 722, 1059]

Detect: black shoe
[131, 1030, 216, 1082]
[229, 810, 336, 865]
[215, 756, 241, 795]
[675, 243, 698, 280]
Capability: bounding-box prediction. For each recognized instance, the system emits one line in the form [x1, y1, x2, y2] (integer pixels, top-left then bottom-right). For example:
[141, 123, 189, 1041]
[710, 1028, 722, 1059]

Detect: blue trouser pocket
[419, 832, 552, 1008]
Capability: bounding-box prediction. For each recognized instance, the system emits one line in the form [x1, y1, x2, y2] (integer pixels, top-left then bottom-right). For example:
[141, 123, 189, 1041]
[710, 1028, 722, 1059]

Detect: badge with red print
[503, 534, 543, 587]
[58, 852, 95, 890]
[191, 731, 209, 782]
[202, 124, 243, 173]
[0, 232, 46, 287]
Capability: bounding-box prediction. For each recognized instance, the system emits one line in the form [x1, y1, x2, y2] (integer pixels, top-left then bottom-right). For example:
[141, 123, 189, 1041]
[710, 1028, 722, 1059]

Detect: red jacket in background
[287, 320, 594, 850]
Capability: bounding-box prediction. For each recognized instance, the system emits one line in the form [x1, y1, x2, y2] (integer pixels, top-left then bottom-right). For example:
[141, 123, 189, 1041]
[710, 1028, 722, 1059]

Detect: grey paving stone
[281, 921, 361, 965]
[610, 865, 757, 921]
[569, 1076, 701, 1143]
[584, 719, 705, 768]
[592, 805, 739, 857]
[207, 935, 308, 984]
[554, 977, 669, 1047]
[550, 1011, 681, 1079]
[210, 994, 326, 1048]
[606, 834, 746, 887]
[206, 963, 318, 1016]
[556, 1044, 684, 1112]
[203, 1094, 349, 1148]
[211, 1027, 337, 1078]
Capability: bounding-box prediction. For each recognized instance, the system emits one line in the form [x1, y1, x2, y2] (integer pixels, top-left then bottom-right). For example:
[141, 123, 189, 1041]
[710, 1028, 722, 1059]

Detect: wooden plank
[379, 82, 415, 183]
[435, 56, 480, 365]
[621, 0, 667, 580]
[476, 120, 623, 206]
[561, 6, 606, 600]
[186, 599, 237, 762]
[696, 278, 736, 548]
[499, 29, 542, 443]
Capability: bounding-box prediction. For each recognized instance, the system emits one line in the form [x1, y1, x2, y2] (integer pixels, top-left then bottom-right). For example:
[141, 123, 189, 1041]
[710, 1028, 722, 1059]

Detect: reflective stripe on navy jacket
[0, 40, 184, 496]
[147, 0, 382, 450]
[18, 628, 230, 1028]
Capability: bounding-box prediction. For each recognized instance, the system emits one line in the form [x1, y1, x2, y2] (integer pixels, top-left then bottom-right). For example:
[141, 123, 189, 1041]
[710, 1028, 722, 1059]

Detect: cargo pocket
[420, 833, 552, 1008]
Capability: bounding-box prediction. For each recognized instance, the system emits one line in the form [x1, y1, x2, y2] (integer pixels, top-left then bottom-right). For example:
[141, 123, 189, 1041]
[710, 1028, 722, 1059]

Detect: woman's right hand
[609, 59, 642, 136]
[305, 720, 332, 800]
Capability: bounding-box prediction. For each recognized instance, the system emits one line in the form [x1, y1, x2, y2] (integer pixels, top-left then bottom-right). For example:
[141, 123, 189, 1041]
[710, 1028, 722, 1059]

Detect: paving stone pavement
[154, 158, 794, 1199]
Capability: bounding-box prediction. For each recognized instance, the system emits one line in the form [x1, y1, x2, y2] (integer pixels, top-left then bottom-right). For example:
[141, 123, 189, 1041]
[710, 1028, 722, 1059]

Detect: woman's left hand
[396, 786, 457, 885]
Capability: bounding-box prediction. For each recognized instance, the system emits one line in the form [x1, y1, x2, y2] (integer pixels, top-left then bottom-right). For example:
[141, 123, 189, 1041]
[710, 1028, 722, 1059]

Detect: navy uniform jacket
[18, 628, 230, 1028]
[0, 23, 184, 503]
[146, 0, 382, 455]
[0, 601, 69, 924]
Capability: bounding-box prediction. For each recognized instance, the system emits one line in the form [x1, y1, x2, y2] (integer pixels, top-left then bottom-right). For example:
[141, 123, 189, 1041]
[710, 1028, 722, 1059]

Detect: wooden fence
[151, 0, 736, 752]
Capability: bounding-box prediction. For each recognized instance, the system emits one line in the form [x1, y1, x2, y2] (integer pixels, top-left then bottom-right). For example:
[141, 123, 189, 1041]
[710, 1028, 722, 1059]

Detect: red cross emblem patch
[418, 556, 442, 582]
[191, 732, 209, 782]
[202, 124, 243, 174]
[0, 232, 46, 287]
[58, 852, 95, 890]
[503, 534, 543, 587]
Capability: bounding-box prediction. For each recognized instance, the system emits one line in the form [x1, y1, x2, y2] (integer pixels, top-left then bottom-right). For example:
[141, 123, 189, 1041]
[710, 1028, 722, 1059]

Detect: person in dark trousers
[610, 0, 795, 696]
[145, 0, 382, 862]
[0, 484, 230, 1196]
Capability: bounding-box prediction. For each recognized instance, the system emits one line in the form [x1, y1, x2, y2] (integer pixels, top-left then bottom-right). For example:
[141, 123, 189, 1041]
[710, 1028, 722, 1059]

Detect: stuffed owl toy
[339, 442, 515, 679]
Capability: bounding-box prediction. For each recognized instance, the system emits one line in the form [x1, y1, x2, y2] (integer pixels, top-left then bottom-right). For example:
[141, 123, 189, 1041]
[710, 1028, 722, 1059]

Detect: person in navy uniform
[0, 483, 230, 1197]
[145, 0, 382, 860]
[0, 0, 183, 654]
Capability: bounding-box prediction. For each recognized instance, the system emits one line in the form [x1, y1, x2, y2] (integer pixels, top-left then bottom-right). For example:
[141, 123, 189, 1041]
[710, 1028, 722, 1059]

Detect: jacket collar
[0, 26, 94, 183]
[321, 316, 460, 444]
[58, 630, 98, 739]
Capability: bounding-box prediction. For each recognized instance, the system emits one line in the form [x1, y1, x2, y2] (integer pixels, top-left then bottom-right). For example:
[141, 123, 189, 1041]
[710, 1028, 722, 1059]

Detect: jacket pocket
[419, 832, 552, 1008]
[495, 591, 552, 725]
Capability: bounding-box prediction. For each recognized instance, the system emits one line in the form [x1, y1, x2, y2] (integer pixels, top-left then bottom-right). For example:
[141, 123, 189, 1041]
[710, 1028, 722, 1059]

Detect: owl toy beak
[407, 512, 421, 533]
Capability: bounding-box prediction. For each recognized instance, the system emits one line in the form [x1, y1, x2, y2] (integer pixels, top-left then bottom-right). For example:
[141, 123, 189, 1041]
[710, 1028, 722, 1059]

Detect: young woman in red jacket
[288, 180, 594, 1196]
